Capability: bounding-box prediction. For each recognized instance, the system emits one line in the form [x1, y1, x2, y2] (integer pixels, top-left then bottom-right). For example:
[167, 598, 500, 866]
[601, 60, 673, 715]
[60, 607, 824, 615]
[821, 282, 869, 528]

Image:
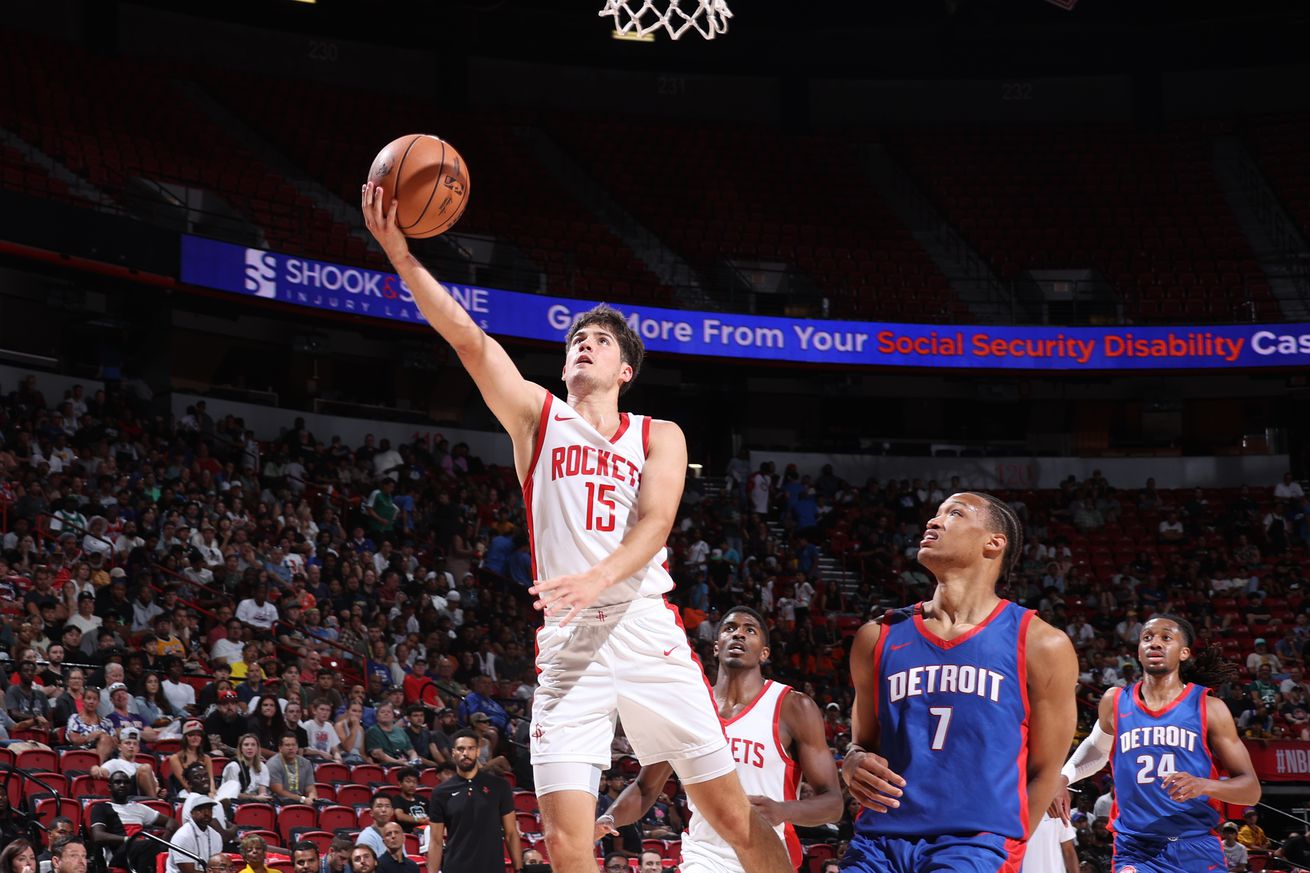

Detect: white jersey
[684, 681, 802, 871]
[525, 394, 674, 608]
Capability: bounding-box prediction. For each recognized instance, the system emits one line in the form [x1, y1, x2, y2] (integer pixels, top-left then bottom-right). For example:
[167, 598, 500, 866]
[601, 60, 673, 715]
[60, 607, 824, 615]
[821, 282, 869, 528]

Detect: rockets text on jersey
[684, 681, 803, 871]
[524, 394, 674, 609]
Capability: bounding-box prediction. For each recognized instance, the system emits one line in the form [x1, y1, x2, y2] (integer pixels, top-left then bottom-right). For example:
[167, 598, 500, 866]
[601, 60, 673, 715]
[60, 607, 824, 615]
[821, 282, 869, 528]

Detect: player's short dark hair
[329, 836, 355, 853]
[291, 841, 319, 858]
[370, 792, 394, 807]
[963, 492, 1024, 585]
[452, 728, 480, 744]
[50, 837, 85, 858]
[721, 605, 769, 645]
[396, 766, 420, 782]
[563, 303, 644, 395]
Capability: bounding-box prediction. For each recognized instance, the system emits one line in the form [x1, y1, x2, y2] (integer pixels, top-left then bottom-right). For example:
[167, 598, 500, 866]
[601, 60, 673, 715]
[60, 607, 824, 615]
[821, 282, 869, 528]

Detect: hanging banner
[1243, 740, 1310, 782]
[181, 235, 1310, 371]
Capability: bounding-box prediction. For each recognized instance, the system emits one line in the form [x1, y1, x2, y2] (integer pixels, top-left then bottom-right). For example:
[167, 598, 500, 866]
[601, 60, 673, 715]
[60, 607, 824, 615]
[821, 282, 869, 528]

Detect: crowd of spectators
[1, 372, 1309, 873]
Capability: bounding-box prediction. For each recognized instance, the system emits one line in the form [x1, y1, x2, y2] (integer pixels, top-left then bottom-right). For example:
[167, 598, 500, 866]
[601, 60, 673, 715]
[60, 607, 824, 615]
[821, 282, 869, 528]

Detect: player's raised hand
[842, 749, 906, 813]
[1160, 771, 1209, 803]
[530, 570, 609, 626]
[360, 181, 409, 264]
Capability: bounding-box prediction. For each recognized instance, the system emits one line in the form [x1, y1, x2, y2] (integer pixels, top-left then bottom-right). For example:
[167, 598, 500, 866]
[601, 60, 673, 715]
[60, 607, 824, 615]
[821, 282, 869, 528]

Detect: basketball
[367, 134, 470, 239]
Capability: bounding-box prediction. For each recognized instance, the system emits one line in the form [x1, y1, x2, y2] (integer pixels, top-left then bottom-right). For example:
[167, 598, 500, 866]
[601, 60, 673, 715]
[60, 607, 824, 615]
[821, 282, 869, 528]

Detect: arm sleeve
[1059, 721, 1114, 784]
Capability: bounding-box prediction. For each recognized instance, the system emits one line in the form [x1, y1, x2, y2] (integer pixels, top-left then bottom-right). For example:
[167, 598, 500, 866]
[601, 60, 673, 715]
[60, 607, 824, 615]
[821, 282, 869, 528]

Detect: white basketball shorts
[676, 838, 742, 873]
[530, 596, 729, 771]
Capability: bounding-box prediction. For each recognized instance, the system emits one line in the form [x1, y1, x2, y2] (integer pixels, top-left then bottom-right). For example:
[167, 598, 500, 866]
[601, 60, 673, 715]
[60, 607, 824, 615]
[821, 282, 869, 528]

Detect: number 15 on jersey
[584, 482, 616, 531]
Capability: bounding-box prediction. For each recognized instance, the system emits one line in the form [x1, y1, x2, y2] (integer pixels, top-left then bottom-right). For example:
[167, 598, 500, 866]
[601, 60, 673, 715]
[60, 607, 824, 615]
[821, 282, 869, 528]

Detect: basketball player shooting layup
[842, 492, 1079, 873]
[1052, 614, 1260, 873]
[596, 605, 844, 873]
[361, 184, 791, 873]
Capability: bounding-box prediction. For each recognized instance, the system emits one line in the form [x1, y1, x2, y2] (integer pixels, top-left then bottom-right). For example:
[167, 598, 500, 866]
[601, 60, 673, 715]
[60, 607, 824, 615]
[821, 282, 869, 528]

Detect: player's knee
[540, 823, 591, 862]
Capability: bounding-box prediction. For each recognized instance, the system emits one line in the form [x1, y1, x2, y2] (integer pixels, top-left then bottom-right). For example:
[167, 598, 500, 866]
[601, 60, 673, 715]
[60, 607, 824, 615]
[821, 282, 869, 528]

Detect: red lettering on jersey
[596, 450, 611, 477]
[580, 446, 596, 476]
[728, 737, 766, 769]
[550, 447, 565, 480]
[565, 445, 582, 476]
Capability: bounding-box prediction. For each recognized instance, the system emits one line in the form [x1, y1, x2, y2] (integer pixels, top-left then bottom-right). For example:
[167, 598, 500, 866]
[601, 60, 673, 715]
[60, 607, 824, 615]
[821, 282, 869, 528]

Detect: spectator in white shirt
[167, 796, 224, 873]
[211, 620, 246, 666]
[1274, 473, 1305, 500]
[1066, 617, 1095, 649]
[235, 582, 279, 630]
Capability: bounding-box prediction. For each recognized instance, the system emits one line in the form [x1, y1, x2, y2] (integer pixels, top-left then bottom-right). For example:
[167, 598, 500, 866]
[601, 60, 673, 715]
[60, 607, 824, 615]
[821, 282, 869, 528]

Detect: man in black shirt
[203, 690, 247, 757]
[376, 823, 418, 873]
[426, 730, 521, 873]
[1276, 832, 1310, 869]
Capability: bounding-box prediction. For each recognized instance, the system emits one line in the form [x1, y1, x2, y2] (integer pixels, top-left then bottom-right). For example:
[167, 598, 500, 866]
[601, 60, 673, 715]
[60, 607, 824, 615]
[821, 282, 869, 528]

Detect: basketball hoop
[598, 0, 732, 40]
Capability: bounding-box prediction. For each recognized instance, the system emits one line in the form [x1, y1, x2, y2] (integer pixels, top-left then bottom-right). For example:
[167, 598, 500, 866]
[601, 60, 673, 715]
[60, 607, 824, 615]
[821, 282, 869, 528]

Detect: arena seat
[884, 121, 1279, 323]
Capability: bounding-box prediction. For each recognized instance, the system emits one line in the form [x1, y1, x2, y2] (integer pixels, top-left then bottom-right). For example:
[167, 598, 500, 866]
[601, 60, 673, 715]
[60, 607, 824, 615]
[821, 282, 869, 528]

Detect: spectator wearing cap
[167, 720, 215, 798]
[92, 727, 161, 798]
[143, 615, 186, 663]
[204, 689, 249, 758]
[1221, 821, 1248, 871]
[105, 682, 157, 741]
[1245, 638, 1283, 677]
[1237, 808, 1269, 852]
[166, 794, 222, 873]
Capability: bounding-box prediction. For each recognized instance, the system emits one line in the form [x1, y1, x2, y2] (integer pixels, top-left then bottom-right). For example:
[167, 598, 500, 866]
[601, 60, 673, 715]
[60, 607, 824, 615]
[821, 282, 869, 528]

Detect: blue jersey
[856, 600, 1033, 841]
[1110, 682, 1221, 839]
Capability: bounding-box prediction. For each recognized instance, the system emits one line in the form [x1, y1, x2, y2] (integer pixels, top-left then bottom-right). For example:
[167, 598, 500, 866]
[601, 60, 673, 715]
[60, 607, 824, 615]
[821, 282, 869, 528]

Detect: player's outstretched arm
[749, 690, 843, 827]
[595, 761, 675, 839]
[362, 182, 544, 446]
[842, 621, 906, 813]
[1050, 687, 1116, 824]
[531, 420, 687, 625]
[1024, 617, 1079, 837]
[1160, 696, 1261, 806]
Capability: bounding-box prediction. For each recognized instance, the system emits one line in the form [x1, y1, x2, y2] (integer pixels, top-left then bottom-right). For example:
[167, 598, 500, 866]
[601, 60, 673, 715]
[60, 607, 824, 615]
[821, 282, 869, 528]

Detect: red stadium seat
[513, 791, 539, 814]
[277, 804, 317, 842]
[33, 796, 81, 831]
[316, 805, 357, 832]
[298, 832, 334, 853]
[59, 749, 102, 774]
[335, 784, 371, 807]
[16, 749, 58, 772]
[316, 763, 351, 784]
[350, 765, 386, 784]
[234, 803, 277, 832]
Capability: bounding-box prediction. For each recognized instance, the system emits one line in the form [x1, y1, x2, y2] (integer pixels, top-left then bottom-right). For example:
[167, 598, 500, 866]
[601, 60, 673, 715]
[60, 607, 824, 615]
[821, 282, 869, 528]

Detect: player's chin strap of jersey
[1060, 722, 1114, 784]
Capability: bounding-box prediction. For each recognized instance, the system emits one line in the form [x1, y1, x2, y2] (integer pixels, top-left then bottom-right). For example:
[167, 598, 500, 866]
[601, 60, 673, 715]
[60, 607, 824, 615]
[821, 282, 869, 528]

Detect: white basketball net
[598, 0, 733, 40]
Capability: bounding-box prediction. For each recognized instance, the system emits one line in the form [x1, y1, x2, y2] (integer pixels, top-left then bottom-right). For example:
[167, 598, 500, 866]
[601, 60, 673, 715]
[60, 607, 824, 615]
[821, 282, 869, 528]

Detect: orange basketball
[367, 134, 470, 238]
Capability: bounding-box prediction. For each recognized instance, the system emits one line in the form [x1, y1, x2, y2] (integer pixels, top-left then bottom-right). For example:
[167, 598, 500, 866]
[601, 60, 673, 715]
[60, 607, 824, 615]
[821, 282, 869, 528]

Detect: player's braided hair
[1146, 613, 1241, 690]
[963, 492, 1024, 586]
[563, 303, 644, 395]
